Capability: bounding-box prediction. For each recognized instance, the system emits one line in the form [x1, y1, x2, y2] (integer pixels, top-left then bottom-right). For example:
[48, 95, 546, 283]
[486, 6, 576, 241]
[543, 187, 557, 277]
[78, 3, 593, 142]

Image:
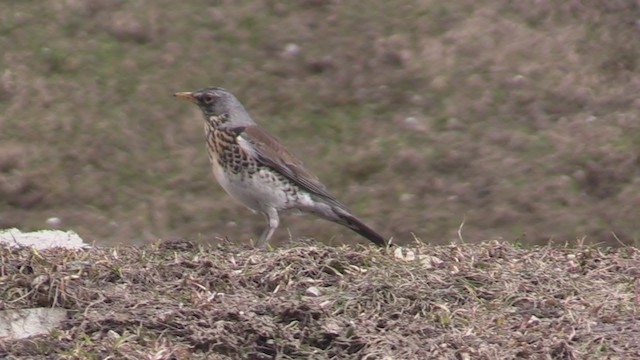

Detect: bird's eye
[201, 94, 215, 104]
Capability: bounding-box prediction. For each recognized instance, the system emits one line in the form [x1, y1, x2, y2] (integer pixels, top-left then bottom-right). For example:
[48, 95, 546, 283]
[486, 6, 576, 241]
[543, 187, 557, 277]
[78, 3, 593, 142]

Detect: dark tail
[334, 209, 387, 247]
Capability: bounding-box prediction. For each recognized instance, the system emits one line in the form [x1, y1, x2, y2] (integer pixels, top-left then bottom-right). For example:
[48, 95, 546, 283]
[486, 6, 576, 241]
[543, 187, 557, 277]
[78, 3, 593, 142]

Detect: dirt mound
[1, 240, 639, 359]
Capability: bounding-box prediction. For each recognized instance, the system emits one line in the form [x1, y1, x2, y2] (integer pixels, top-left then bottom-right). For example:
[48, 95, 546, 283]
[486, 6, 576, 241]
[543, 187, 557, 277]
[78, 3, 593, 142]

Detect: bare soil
[1, 240, 639, 359]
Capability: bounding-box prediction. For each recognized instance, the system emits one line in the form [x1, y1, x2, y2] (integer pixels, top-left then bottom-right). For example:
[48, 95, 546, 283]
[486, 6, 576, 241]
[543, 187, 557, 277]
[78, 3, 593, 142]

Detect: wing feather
[234, 125, 340, 204]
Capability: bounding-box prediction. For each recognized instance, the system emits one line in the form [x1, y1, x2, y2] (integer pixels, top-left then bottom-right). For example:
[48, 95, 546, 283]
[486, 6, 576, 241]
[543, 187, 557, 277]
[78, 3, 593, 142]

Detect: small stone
[509, 74, 526, 85]
[282, 43, 301, 58]
[45, 217, 62, 227]
[527, 315, 541, 327]
[306, 286, 321, 297]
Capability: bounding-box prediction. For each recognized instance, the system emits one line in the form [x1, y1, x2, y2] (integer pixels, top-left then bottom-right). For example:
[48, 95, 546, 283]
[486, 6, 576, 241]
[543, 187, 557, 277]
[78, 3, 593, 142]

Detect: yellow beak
[173, 92, 198, 104]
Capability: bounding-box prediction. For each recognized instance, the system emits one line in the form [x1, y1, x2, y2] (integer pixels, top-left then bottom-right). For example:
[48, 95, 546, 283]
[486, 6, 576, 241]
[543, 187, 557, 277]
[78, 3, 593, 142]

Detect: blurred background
[1, 0, 639, 247]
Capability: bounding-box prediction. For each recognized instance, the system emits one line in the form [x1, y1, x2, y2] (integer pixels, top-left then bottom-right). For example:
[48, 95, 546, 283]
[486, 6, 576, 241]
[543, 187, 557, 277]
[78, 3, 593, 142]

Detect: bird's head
[174, 87, 253, 127]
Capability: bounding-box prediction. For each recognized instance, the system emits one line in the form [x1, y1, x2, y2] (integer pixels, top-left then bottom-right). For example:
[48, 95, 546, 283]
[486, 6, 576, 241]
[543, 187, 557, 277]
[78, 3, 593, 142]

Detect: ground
[2, 2, 640, 357]
[1, 240, 639, 359]
[1, 1, 640, 247]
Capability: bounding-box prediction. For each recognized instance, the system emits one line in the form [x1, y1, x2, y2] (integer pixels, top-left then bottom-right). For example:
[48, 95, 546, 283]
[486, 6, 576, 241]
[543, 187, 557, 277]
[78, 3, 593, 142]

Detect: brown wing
[235, 125, 340, 203]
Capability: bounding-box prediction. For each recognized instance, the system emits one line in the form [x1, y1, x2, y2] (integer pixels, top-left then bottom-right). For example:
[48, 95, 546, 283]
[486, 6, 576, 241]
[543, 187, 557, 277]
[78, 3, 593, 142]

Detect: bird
[174, 87, 387, 248]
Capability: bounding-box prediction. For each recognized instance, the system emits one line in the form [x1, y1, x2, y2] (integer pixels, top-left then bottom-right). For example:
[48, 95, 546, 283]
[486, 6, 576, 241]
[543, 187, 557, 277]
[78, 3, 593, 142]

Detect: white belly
[211, 161, 311, 213]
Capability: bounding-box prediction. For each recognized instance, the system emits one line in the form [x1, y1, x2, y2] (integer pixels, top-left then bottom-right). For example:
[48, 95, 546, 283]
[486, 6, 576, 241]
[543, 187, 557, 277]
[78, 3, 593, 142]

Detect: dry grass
[1, 1, 640, 246]
[1, 240, 639, 358]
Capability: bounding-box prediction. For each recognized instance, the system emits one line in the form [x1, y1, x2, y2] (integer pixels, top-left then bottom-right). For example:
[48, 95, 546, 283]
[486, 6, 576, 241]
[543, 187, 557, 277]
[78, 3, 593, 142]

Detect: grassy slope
[1, 241, 639, 358]
[1, 1, 639, 246]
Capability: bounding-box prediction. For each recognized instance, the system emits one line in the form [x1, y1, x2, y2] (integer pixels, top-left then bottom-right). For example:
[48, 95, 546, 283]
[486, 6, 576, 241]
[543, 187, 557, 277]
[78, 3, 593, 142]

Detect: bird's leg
[256, 208, 279, 249]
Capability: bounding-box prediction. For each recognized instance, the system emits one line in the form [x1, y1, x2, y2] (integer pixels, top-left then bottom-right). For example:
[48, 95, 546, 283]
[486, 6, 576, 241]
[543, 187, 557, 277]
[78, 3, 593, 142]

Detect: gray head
[174, 87, 255, 127]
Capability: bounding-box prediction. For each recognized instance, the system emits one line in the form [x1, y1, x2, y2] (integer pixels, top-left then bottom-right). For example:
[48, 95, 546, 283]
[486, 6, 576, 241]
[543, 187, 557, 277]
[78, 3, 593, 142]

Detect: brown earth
[0, 0, 640, 245]
[1, 3, 640, 246]
[1, 240, 639, 359]
[2, 2, 640, 359]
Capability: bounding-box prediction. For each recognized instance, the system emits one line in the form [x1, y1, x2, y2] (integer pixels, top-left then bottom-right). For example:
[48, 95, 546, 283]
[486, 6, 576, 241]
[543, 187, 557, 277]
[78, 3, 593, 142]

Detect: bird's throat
[205, 113, 230, 128]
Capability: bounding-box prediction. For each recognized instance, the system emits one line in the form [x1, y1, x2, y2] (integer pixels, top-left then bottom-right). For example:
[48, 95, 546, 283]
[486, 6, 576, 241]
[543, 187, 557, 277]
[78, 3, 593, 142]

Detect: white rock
[0, 308, 67, 339]
[0, 228, 88, 250]
[306, 286, 322, 297]
[45, 217, 62, 226]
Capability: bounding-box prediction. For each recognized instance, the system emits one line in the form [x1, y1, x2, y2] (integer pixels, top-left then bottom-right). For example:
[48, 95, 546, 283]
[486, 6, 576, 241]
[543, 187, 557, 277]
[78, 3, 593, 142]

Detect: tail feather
[335, 211, 387, 247]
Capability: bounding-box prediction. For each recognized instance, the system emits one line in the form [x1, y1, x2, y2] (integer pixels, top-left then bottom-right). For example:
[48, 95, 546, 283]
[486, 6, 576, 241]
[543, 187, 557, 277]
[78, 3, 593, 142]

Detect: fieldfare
[174, 87, 387, 248]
